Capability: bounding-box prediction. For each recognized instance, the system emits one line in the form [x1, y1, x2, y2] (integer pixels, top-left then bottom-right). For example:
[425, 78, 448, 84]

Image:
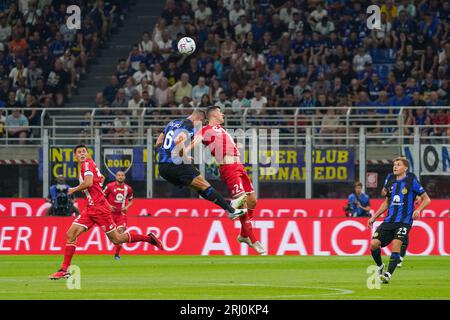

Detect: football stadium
[0, 0, 449, 305]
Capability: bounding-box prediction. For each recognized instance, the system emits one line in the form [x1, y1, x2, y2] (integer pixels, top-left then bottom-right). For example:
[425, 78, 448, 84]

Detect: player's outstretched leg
[370, 239, 385, 276]
[49, 224, 86, 280]
[114, 226, 127, 260]
[107, 229, 165, 251]
[237, 193, 266, 255]
[191, 176, 246, 220]
[380, 239, 403, 284]
[398, 237, 408, 268]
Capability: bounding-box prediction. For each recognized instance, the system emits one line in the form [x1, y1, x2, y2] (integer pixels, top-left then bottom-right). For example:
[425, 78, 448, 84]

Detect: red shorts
[112, 213, 127, 229]
[219, 163, 254, 198]
[73, 200, 116, 233]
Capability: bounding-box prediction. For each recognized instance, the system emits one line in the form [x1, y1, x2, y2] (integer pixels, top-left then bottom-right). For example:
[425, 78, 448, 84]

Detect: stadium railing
[1, 106, 449, 147]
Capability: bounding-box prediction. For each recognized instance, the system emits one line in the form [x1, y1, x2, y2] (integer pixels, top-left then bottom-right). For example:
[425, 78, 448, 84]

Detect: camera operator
[345, 181, 371, 217]
[46, 175, 80, 216]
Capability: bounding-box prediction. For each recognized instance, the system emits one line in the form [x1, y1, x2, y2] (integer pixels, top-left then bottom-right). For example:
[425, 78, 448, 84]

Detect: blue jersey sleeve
[383, 173, 393, 189]
[412, 177, 425, 196]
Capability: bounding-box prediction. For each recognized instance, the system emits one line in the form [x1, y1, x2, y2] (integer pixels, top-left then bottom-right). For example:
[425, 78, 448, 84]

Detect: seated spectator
[191, 76, 209, 105]
[135, 78, 154, 97]
[128, 89, 144, 117]
[430, 108, 449, 137]
[319, 108, 345, 144]
[5, 109, 29, 144]
[111, 88, 128, 109]
[215, 91, 232, 112]
[133, 61, 152, 84]
[138, 31, 154, 55]
[170, 73, 192, 103]
[231, 89, 250, 114]
[250, 87, 267, 115]
[154, 77, 169, 107]
[151, 63, 165, 85]
[46, 60, 70, 107]
[103, 75, 120, 104]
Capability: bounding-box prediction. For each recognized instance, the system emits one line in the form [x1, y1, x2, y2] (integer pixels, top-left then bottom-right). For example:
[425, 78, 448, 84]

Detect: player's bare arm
[155, 132, 164, 147]
[368, 197, 389, 228]
[413, 192, 431, 220]
[122, 199, 133, 213]
[68, 175, 93, 195]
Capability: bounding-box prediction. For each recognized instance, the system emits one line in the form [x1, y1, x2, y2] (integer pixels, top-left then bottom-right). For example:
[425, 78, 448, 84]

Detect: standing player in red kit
[188, 106, 266, 254]
[104, 170, 134, 260]
[49, 145, 164, 280]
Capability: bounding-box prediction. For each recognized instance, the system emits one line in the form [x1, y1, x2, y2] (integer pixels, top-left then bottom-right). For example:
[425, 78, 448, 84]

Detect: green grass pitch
[0, 255, 449, 300]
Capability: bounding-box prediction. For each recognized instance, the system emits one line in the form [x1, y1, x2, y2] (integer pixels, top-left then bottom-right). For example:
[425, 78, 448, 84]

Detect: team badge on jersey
[402, 188, 408, 195]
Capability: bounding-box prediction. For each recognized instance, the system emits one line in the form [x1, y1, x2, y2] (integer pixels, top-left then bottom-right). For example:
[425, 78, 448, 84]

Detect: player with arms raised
[49, 145, 163, 280]
[104, 171, 134, 260]
[368, 157, 431, 284]
[156, 109, 247, 220]
[188, 106, 266, 254]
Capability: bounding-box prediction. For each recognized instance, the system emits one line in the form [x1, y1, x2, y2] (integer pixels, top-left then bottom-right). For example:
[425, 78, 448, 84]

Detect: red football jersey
[103, 181, 134, 213]
[79, 158, 105, 207]
[198, 125, 239, 163]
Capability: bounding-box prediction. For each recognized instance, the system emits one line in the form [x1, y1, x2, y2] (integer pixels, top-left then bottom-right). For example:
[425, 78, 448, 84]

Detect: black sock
[387, 252, 401, 276]
[400, 243, 407, 258]
[199, 187, 235, 213]
[371, 248, 383, 267]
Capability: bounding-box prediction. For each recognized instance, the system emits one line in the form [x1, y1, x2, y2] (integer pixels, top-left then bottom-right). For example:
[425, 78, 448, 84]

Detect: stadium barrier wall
[0, 198, 449, 218]
[0, 218, 449, 256]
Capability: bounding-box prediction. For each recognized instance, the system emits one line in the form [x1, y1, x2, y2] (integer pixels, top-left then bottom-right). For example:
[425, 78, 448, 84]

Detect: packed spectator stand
[0, 0, 449, 144]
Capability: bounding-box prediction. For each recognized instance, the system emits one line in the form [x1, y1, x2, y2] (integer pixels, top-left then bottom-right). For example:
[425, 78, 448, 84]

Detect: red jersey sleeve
[127, 185, 134, 201]
[103, 182, 112, 197]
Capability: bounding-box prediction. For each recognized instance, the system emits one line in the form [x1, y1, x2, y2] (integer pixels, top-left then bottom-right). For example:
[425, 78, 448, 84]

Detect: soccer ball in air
[177, 37, 196, 55]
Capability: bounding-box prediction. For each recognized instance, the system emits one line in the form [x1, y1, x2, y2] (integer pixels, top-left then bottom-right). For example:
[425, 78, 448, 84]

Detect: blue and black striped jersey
[383, 172, 426, 226]
[157, 118, 196, 164]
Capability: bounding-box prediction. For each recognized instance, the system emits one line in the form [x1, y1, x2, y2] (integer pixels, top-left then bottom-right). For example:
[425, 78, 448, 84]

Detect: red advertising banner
[0, 198, 449, 218]
[0, 217, 449, 256]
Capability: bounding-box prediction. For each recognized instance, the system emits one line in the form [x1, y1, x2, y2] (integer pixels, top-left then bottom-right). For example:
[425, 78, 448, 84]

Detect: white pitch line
[204, 282, 355, 298]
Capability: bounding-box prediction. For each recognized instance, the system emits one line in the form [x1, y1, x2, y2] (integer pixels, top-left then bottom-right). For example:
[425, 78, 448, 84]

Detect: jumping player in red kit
[104, 171, 134, 260]
[189, 106, 266, 254]
[49, 145, 164, 280]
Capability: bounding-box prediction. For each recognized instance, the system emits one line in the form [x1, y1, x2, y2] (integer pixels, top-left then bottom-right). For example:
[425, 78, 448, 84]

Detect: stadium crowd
[0, 0, 132, 143]
[86, 0, 450, 143]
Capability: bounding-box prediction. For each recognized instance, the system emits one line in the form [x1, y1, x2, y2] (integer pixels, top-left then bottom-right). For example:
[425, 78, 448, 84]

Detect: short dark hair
[207, 105, 220, 117]
[73, 144, 87, 153]
[354, 181, 363, 188]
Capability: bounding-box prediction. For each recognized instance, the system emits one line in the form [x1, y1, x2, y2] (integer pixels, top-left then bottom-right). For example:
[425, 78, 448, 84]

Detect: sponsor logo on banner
[103, 148, 133, 179]
[403, 144, 450, 175]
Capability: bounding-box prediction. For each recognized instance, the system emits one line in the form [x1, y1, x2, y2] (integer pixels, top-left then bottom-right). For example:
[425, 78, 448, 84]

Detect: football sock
[245, 210, 257, 243]
[371, 248, 383, 267]
[115, 244, 122, 256]
[61, 243, 76, 271]
[199, 186, 235, 212]
[127, 232, 153, 243]
[239, 215, 248, 237]
[387, 252, 401, 275]
[400, 243, 407, 258]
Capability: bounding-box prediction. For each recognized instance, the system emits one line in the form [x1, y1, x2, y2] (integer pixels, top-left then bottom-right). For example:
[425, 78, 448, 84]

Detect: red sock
[115, 244, 122, 256]
[246, 209, 257, 243]
[127, 232, 152, 243]
[61, 243, 76, 271]
[239, 215, 248, 237]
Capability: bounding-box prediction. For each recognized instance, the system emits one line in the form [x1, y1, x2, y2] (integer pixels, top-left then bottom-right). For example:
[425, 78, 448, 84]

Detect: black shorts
[159, 163, 200, 188]
[372, 222, 411, 248]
